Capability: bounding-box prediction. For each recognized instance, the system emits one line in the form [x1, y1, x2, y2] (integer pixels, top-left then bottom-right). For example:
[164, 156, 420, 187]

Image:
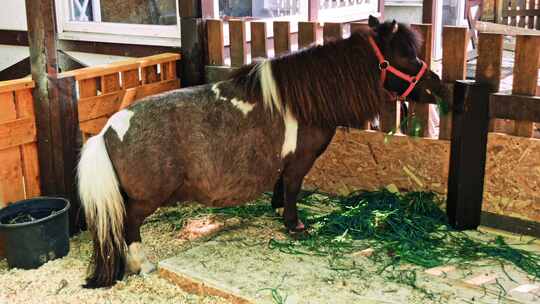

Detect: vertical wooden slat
[409, 24, 433, 137]
[207, 19, 225, 65]
[273, 21, 291, 56]
[160, 61, 177, 81]
[79, 78, 98, 98]
[229, 19, 248, 67]
[323, 22, 343, 43]
[0, 91, 24, 203]
[527, 0, 535, 29]
[78, 78, 98, 142]
[517, 0, 526, 27]
[100, 73, 121, 93]
[512, 35, 540, 137]
[15, 89, 40, 198]
[122, 69, 140, 88]
[440, 26, 468, 140]
[475, 33, 507, 133]
[251, 21, 268, 59]
[510, 0, 517, 26]
[379, 100, 401, 133]
[298, 22, 317, 49]
[142, 65, 159, 84]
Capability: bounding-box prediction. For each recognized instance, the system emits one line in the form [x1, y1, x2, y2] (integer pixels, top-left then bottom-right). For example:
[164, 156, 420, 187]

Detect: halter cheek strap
[368, 36, 428, 100]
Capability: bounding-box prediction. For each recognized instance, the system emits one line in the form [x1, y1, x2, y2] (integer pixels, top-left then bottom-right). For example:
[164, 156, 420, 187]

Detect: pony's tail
[78, 132, 126, 288]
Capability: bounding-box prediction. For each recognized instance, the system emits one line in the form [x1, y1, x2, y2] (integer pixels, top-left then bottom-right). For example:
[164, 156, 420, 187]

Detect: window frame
[55, 0, 182, 47]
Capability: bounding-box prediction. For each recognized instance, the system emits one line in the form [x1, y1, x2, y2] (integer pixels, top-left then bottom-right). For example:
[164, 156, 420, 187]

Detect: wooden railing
[59, 53, 181, 141]
[0, 78, 40, 206]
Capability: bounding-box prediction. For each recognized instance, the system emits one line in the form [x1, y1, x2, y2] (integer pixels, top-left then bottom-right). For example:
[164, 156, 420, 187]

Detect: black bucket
[0, 197, 70, 269]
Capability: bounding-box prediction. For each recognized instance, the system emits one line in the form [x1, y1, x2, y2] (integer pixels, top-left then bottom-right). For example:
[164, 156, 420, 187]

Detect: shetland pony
[78, 16, 445, 288]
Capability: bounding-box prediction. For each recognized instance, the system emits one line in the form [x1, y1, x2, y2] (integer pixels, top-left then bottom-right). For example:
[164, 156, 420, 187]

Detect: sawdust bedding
[0, 204, 232, 304]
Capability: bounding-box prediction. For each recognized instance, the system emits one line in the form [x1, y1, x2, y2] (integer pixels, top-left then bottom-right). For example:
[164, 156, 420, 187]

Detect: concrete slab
[158, 218, 540, 304]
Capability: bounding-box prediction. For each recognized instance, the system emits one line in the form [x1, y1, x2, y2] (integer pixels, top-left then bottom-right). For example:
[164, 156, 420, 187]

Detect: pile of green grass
[268, 189, 540, 279]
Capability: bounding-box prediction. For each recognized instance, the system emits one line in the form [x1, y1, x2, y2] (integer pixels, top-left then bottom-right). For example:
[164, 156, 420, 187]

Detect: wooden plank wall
[59, 53, 182, 140]
[0, 79, 40, 206]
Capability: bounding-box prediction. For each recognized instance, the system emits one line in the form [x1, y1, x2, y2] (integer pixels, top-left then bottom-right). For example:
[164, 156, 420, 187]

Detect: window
[318, 0, 380, 22]
[55, 0, 181, 46]
[219, 0, 309, 21]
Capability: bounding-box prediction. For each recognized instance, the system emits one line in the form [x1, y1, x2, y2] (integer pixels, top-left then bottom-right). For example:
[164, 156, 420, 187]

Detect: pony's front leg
[271, 175, 285, 216]
[282, 172, 306, 233]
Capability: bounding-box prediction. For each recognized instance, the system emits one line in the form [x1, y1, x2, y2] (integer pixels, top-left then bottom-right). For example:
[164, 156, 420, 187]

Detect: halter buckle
[411, 77, 417, 84]
[379, 60, 389, 70]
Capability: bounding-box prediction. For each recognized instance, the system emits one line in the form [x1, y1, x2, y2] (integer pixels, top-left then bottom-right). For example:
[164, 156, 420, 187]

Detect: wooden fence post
[25, 0, 57, 196]
[475, 33, 506, 133]
[180, 2, 205, 86]
[512, 35, 540, 137]
[50, 76, 83, 232]
[229, 20, 248, 67]
[441, 26, 468, 140]
[446, 80, 491, 230]
[298, 22, 317, 49]
[251, 22, 268, 59]
[409, 24, 433, 137]
[273, 21, 291, 56]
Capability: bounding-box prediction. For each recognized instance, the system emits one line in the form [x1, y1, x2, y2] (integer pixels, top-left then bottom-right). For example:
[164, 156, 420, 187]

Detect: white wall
[0, 0, 28, 31]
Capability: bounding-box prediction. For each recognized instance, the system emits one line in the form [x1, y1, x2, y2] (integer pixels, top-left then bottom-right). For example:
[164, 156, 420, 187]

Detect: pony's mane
[229, 30, 383, 127]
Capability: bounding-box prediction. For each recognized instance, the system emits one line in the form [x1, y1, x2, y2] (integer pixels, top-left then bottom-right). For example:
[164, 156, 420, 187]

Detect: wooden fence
[59, 53, 181, 141]
[0, 78, 40, 207]
[497, 0, 540, 29]
[0, 53, 181, 206]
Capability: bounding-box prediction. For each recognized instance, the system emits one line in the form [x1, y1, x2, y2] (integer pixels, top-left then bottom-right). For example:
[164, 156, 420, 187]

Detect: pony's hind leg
[124, 199, 160, 275]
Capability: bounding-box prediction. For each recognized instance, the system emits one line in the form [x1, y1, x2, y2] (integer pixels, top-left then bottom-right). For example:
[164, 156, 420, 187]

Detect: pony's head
[368, 15, 446, 103]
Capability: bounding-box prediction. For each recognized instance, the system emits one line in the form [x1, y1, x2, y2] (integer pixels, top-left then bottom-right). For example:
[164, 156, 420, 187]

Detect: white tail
[78, 132, 126, 253]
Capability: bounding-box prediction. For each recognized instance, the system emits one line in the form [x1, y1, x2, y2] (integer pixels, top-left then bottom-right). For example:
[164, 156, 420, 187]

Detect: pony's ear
[368, 15, 380, 27]
[391, 20, 398, 33]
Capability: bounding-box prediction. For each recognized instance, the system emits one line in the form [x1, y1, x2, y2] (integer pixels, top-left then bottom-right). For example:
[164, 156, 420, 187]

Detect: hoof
[286, 219, 307, 238]
[275, 208, 284, 217]
[140, 262, 156, 276]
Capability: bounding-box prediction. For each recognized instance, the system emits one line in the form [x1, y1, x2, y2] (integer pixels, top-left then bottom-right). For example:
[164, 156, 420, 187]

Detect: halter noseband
[368, 36, 428, 100]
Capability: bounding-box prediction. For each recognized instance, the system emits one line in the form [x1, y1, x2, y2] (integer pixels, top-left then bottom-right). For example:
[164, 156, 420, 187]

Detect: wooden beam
[25, 0, 58, 197]
[0, 30, 28, 46]
[475, 21, 540, 35]
[447, 80, 491, 230]
[490, 94, 540, 121]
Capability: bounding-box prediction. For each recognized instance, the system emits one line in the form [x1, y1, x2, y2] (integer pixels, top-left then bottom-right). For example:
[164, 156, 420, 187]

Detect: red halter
[368, 36, 428, 100]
